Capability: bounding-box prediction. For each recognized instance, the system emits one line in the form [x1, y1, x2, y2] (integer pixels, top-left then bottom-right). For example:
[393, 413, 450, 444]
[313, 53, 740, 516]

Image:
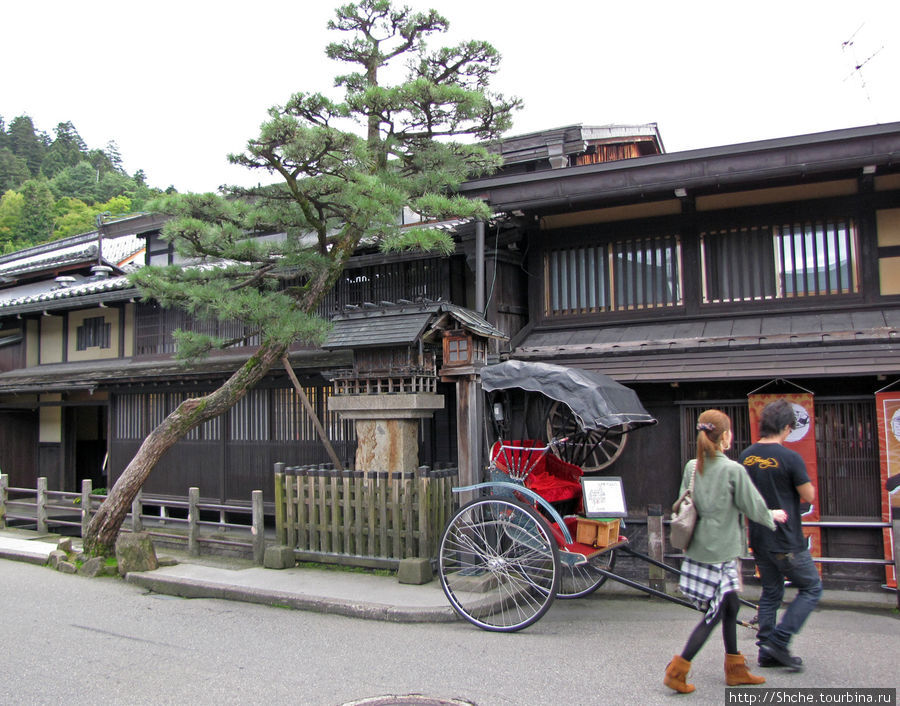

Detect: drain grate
[341, 696, 475, 706]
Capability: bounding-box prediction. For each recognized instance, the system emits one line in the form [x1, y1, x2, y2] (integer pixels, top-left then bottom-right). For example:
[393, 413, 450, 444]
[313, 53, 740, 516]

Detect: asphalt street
[1, 558, 897, 706]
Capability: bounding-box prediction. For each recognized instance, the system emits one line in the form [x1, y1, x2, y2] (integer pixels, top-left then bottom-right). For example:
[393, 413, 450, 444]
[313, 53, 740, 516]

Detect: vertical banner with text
[874, 391, 899, 588]
[748, 393, 821, 566]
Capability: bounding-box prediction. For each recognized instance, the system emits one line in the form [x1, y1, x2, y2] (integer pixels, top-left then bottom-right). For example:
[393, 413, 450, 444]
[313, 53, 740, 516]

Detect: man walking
[739, 399, 823, 672]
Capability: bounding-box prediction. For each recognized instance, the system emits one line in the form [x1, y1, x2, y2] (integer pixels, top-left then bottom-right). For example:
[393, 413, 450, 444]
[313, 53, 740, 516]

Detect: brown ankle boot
[664, 655, 696, 693]
[725, 653, 766, 686]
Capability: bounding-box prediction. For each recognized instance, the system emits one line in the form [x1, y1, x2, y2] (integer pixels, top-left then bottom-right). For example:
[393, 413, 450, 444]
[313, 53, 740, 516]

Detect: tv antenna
[842, 23, 884, 113]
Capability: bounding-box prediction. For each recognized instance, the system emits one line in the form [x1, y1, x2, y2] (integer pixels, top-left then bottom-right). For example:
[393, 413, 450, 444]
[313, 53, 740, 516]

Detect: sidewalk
[1, 527, 896, 621]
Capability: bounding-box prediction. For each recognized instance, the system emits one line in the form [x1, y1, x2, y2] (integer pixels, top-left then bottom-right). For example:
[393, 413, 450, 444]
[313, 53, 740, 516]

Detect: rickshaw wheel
[545, 401, 627, 472]
[557, 549, 616, 599]
[438, 497, 560, 632]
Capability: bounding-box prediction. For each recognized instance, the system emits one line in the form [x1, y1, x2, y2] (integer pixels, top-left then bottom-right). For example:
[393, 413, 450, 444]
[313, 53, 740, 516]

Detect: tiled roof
[0, 273, 134, 312]
[0, 233, 143, 277]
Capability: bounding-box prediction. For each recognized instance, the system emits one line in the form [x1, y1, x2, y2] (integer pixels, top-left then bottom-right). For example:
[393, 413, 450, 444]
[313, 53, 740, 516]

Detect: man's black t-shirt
[739, 442, 811, 553]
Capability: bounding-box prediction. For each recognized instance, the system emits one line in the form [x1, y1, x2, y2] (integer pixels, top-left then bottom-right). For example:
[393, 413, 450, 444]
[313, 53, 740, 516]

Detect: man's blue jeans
[754, 548, 823, 650]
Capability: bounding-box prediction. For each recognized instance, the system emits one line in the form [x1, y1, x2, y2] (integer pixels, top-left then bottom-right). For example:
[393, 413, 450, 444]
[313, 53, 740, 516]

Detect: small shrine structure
[322, 300, 507, 486]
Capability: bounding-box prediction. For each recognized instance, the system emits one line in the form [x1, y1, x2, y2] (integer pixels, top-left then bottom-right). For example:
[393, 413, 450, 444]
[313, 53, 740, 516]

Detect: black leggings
[681, 591, 739, 661]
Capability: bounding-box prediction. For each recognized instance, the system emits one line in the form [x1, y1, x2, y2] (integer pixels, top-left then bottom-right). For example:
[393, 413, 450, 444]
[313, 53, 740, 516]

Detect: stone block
[78, 556, 111, 578]
[57, 561, 77, 574]
[48, 550, 67, 569]
[115, 532, 159, 576]
[57, 537, 73, 554]
[397, 557, 433, 585]
[263, 545, 296, 570]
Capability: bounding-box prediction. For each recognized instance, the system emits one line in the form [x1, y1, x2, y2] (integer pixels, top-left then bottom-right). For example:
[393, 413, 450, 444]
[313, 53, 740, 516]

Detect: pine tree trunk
[83, 340, 288, 556]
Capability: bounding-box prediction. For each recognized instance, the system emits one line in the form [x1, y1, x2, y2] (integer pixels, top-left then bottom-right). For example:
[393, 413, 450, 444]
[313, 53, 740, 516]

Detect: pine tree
[83, 0, 519, 556]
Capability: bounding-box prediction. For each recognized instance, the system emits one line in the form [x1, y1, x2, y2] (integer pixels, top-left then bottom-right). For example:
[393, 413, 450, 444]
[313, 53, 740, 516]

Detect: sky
[4, 1, 900, 194]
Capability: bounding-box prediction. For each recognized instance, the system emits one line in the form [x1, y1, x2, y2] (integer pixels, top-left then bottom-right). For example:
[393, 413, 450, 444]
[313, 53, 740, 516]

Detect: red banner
[874, 391, 899, 588]
[748, 393, 821, 565]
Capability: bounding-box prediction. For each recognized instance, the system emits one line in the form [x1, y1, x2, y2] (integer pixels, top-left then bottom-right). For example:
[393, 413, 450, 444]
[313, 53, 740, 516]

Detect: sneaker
[760, 642, 803, 672]
[758, 652, 803, 668]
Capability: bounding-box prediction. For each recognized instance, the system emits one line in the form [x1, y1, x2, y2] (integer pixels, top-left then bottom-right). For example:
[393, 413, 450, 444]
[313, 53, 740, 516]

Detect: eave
[460, 122, 900, 213]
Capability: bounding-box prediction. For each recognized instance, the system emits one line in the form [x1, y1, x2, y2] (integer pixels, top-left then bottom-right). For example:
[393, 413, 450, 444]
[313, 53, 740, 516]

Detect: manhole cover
[341, 697, 474, 706]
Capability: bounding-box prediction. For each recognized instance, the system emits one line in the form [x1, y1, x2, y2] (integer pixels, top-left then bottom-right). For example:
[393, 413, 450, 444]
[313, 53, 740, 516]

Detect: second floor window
[76, 316, 111, 350]
[701, 217, 859, 303]
[545, 234, 682, 316]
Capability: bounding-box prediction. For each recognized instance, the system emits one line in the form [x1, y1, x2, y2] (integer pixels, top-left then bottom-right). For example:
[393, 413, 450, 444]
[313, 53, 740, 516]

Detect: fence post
[647, 504, 666, 593]
[252, 490, 265, 565]
[0, 474, 7, 529]
[417, 466, 430, 558]
[131, 489, 143, 532]
[273, 463, 286, 545]
[188, 487, 200, 557]
[36, 477, 48, 533]
[893, 496, 900, 610]
[81, 479, 92, 538]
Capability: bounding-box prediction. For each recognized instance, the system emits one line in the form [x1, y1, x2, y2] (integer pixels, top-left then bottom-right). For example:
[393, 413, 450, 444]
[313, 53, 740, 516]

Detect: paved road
[1, 560, 897, 705]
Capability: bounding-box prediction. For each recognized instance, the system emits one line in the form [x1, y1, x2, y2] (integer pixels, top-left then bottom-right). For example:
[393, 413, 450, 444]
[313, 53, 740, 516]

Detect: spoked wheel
[439, 497, 560, 632]
[557, 548, 617, 599]
[545, 401, 627, 472]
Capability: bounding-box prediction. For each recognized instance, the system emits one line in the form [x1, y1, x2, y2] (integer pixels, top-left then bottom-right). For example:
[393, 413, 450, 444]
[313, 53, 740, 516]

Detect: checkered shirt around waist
[678, 557, 741, 623]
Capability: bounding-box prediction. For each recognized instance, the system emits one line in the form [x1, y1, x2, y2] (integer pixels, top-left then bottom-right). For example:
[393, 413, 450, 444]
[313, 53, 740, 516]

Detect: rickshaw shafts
[617, 546, 760, 613]
[589, 563, 757, 629]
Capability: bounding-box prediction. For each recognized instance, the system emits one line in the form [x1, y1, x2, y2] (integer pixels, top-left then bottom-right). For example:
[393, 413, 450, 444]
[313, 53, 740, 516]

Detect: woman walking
[664, 409, 787, 694]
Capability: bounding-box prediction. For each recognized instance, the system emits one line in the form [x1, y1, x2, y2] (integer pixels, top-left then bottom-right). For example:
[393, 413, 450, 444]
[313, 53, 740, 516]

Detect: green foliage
[0, 114, 166, 246]
[0, 148, 29, 191]
[17, 179, 55, 246]
[139, 0, 518, 363]
[0, 190, 24, 252]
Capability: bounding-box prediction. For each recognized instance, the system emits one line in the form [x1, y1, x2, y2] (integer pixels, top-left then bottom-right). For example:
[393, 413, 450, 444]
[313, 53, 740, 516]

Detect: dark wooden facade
[3, 123, 900, 586]
[461, 123, 900, 586]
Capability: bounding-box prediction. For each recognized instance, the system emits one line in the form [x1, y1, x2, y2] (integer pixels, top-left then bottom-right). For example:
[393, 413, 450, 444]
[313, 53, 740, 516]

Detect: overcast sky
[4, 1, 899, 194]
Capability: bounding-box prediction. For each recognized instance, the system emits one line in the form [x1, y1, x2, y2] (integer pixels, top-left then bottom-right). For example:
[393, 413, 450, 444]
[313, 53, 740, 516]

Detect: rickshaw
[437, 360, 753, 632]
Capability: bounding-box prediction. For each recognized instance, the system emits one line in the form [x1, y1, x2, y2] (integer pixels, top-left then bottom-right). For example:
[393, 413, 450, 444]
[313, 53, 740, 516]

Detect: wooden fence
[273, 463, 458, 568]
[0, 474, 266, 563]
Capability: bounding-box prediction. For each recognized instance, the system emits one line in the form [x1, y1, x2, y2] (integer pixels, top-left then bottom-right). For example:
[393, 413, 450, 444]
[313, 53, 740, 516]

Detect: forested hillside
[0, 114, 172, 254]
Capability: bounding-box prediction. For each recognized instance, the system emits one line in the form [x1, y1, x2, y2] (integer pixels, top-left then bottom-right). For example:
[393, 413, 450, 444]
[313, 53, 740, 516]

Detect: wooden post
[454, 375, 481, 506]
[188, 487, 200, 557]
[81, 479, 92, 538]
[36, 477, 47, 533]
[329, 471, 340, 554]
[342, 470, 352, 556]
[282, 356, 344, 471]
[417, 466, 430, 557]
[893, 495, 900, 610]
[273, 463, 286, 545]
[131, 489, 144, 532]
[647, 504, 666, 593]
[0, 474, 7, 529]
[402, 471, 415, 558]
[391, 471, 401, 559]
[252, 490, 265, 565]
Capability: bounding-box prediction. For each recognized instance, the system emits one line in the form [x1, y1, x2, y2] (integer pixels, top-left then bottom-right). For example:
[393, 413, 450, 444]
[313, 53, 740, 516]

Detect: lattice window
[272, 385, 353, 442]
[76, 316, 111, 350]
[679, 402, 752, 467]
[702, 217, 859, 303]
[815, 399, 880, 519]
[545, 235, 681, 315]
[230, 389, 269, 441]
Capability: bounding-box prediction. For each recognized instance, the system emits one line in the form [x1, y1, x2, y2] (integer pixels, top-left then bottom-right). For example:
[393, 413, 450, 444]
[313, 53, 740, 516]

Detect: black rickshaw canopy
[480, 360, 657, 432]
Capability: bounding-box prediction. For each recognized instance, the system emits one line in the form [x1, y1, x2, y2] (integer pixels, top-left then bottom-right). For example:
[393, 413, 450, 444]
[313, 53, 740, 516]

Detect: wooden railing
[0, 475, 265, 564]
[273, 463, 458, 569]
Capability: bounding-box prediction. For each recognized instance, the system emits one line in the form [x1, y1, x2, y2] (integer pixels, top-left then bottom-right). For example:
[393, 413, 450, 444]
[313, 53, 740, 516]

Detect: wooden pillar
[455, 374, 482, 505]
[647, 504, 666, 593]
[893, 494, 900, 610]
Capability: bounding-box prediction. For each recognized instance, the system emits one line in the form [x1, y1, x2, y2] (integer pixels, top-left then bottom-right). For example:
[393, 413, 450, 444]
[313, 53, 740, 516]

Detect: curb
[0, 548, 51, 566]
[125, 570, 460, 624]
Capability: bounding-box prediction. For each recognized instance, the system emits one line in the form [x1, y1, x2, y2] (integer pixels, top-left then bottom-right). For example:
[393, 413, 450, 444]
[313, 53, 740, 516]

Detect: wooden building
[1, 120, 898, 585]
[460, 121, 900, 586]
